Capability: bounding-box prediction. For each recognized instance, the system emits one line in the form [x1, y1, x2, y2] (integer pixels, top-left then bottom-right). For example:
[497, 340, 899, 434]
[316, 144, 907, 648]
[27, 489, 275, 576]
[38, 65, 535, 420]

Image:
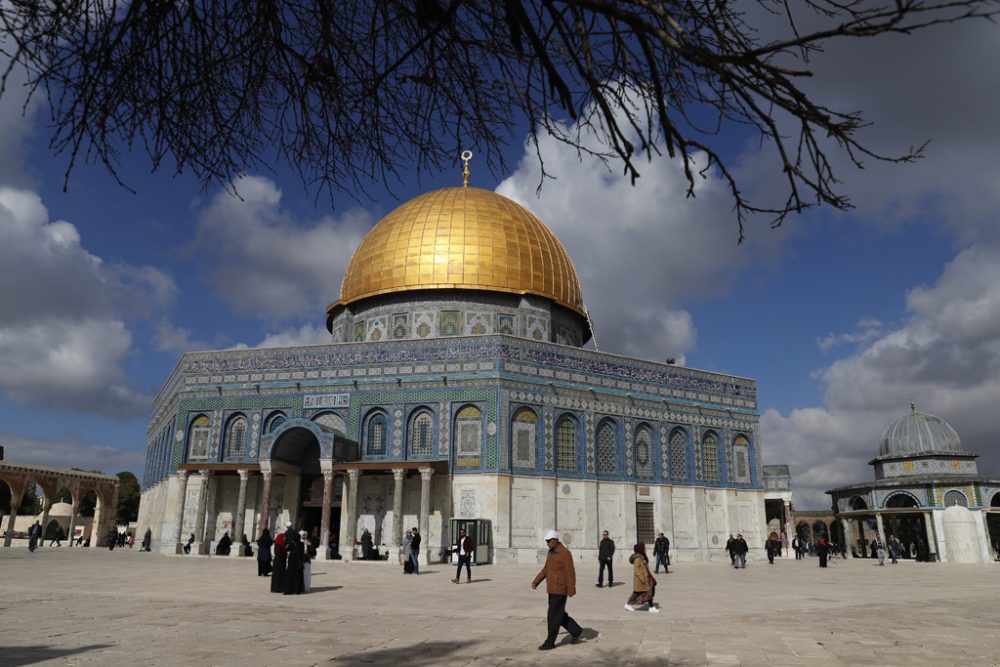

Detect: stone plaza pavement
[1, 547, 998, 667]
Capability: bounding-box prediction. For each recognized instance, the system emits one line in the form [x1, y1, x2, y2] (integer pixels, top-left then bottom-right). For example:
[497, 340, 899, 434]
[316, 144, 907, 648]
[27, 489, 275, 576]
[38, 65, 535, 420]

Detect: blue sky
[2, 19, 999, 509]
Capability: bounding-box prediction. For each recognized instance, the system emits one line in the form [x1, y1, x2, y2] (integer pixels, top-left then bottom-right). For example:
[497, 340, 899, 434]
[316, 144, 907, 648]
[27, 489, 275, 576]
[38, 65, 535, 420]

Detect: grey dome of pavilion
[878, 405, 963, 458]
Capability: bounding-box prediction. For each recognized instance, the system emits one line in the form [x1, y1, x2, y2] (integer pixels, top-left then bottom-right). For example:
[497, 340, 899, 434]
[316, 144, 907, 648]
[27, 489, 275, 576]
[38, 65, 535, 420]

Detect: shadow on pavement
[309, 585, 343, 593]
[330, 640, 465, 665]
[0, 644, 111, 666]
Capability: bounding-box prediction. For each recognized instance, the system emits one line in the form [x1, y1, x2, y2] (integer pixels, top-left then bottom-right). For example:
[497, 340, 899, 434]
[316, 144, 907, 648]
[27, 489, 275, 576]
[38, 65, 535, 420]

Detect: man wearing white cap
[531, 530, 582, 650]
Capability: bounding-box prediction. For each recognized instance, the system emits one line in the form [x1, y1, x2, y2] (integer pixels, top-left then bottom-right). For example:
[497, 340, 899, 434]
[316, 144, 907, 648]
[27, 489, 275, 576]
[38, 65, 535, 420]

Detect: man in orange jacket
[531, 530, 583, 650]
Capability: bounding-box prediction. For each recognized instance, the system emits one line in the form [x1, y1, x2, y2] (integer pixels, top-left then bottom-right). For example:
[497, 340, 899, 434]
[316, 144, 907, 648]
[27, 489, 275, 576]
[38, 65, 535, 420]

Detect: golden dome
[329, 187, 586, 317]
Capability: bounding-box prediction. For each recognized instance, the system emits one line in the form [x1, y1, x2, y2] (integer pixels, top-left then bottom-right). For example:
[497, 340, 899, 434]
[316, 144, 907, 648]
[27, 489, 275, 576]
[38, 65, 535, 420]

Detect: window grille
[556, 417, 577, 471]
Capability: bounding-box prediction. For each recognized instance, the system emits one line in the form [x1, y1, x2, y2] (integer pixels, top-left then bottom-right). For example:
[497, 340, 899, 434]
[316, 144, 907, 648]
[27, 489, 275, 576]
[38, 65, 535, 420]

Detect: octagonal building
[138, 184, 765, 564]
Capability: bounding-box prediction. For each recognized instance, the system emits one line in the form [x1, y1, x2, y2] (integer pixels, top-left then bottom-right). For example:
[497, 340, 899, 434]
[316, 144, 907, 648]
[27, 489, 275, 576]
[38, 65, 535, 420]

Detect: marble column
[231, 470, 249, 557]
[191, 470, 211, 555]
[392, 469, 404, 548]
[419, 467, 433, 559]
[172, 471, 191, 550]
[65, 483, 80, 547]
[346, 469, 360, 560]
[842, 518, 855, 558]
[924, 511, 938, 561]
[2, 476, 26, 547]
[319, 464, 334, 559]
[37, 497, 50, 549]
[202, 471, 218, 550]
[257, 471, 273, 537]
[91, 495, 103, 548]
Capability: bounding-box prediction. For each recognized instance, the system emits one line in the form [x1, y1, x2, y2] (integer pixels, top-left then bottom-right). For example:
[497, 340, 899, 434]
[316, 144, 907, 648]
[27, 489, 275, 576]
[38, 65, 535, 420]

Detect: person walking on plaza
[49, 525, 64, 547]
[625, 543, 659, 613]
[532, 530, 582, 651]
[792, 536, 802, 560]
[653, 532, 670, 574]
[409, 527, 421, 574]
[732, 534, 748, 569]
[452, 528, 474, 584]
[27, 521, 41, 552]
[887, 534, 901, 564]
[300, 530, 315, 593]
[765, 536, 779, 564]
[108, 528, 119, 551]
[875, 535, 887, 566]
[271, 532, 287, 593]
[284, 532, 305, 595]
[816, 538, 830, 568]
[725, 534, 736, 565]
[256, 528, 273, 576]
[597, 530, 615, 587]
[141, 528, 152, 552]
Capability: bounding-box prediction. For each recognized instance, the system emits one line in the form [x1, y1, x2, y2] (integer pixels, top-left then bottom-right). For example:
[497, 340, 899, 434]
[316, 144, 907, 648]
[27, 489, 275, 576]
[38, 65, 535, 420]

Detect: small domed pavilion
[828, 404, 1000, 563]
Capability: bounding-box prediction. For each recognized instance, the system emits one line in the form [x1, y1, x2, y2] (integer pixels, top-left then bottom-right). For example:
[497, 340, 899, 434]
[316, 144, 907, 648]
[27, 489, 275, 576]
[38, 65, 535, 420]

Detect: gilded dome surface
[331, 187, 585, 316]
[878, 407, 963, 458]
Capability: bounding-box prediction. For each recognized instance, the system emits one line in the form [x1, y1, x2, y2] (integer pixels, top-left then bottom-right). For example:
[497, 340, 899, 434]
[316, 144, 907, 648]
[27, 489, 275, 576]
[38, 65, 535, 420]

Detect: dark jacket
[653, 536, 669, 554]
[410, 532, 422, 552]
[733, 537, 749, 556]
[533, 543, 576, 596]
[598, 537, 615, 561]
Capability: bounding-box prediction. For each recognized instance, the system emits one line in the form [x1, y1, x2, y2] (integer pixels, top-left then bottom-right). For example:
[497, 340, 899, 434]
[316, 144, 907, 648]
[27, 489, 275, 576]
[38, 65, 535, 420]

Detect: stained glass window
[225, 416, 247, 458]
[366, 412, 387, 456]
[596, 419, 617, 475]
[556, 417, 577, 471]
[456, 405, 482, 456]
[635, 425, 654, 479]
[511, 407, 537, 468]
[702, 432, 719, 481]
[188, 415, 211, 459]
[410, 411, 433, 456]
[669, 428, 687, 481]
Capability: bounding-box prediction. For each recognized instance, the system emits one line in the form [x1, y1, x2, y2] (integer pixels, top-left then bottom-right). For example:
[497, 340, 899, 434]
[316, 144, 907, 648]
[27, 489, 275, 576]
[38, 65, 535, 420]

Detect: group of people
[213, 531, 253, 557]
[725, 534, 750, 568]
[255, 523, 318, 595]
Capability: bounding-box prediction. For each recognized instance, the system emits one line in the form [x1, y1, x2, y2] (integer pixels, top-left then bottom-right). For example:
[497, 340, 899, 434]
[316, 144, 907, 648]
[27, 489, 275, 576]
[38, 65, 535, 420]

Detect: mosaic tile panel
[624, 419, 634, 477]
[635, 425, 654, 479]
[440, 310, 460, 336]
[597, 420, 616, 475]
[391, 313, 410, 339]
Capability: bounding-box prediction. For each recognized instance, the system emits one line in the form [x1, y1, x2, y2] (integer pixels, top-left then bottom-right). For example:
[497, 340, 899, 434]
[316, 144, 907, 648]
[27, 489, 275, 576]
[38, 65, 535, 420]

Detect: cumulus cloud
[817, 319, 884, 354]
[255, 324, 331, 348]
[192, 175, 372, 320]
[0, 188, 173, 418]
[0, 52, 40, 187]
[764, 244, 1000, 508]
[0, 431, 144, 476]
[497, 121, 786, 362]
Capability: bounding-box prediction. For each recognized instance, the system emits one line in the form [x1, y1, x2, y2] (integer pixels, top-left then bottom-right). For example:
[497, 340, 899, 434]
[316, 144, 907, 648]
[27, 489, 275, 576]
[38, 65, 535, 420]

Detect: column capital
[261, 470, 273, 482]
[197, 468, 212, 478]
[323, 469, 335, 481]
[348, 468, 360, 482]
[419, 466, 434, 481]
[393, 468, 405, 482]
[178, 469, 191, 480]
[320, 459, 334, 474]
[237, 469, 249, 481]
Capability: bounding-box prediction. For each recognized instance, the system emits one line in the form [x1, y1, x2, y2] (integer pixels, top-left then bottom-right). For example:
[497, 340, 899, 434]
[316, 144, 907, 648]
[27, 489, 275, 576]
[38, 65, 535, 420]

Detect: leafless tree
[2, 1, 998, 239]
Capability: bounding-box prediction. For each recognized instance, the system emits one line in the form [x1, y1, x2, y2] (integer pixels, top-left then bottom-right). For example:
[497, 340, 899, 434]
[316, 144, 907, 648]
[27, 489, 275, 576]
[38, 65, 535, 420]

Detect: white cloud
[764, 244, 1000, 508]
[153, 320, 212, 355]
[192, 175, 372, 319]
[0, 52, 40, 187]
[0, 431, 144, 476]
[0, 188, 173, 418]
[817, 319, 884, 354]
[255, 324, 331, 349]
[497, 122, 787, 362]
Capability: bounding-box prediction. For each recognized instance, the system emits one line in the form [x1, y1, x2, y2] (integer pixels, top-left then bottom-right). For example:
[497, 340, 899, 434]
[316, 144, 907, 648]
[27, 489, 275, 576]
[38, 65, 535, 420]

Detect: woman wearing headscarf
[625, 543, 660, 613]
[299, 530, 315, 593]
[270, 532, 287, 593]
[257, 529, 273, 576]
[284, 532, 305, 595]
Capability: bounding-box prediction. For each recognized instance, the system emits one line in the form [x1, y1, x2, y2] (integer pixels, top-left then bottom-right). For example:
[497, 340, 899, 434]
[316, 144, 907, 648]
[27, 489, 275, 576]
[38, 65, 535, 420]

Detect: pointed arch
[596, 418, 618, 476]
[224, 413, 248, 458]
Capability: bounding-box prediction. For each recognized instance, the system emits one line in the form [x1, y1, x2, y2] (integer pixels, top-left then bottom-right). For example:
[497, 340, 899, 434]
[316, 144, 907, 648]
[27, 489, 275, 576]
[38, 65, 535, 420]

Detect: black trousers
[456, 554, 472, 579]
[546, 594, 581, 645]
[598, 559, 614, 585]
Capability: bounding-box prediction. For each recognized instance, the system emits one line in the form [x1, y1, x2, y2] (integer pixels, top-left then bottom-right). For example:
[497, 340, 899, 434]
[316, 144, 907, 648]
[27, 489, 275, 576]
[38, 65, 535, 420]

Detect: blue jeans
[410, 551, 420, 574]
[735, 553, 746, 568]
[655, 552, 668, 572]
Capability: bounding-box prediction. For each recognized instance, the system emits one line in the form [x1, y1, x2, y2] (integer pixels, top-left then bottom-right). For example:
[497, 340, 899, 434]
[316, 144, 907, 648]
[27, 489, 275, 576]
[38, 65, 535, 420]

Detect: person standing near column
[409, 527, 421, 575]
[451, 529, 474, 584]
[596, 530, 615, 587]
[653, 532, 670, 574]
[532, 530, 582, 651]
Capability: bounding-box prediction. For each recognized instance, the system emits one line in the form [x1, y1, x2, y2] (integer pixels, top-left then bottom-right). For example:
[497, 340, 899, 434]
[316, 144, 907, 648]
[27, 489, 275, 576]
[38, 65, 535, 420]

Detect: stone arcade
[138, 184, 767, 563]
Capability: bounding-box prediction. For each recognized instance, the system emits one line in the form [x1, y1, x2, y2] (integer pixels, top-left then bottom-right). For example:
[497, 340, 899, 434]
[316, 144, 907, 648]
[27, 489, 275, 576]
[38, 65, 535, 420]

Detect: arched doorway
[269, 425, 339, 544]
[882, 493, 928, 560]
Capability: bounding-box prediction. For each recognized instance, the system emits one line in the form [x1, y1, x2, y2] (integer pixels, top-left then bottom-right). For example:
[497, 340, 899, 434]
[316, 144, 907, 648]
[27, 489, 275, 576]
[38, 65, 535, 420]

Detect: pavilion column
[90, 494, 103, 548]
[392, 469, 404, 548]
[875, 512, 886, 541]
[65, 482, 80, 547]
[171, 471, 191, 551]
[37, 496, 50, 549]
[230, 470, 249, 557]
[346, 469, 359, 560]
[319, 462, 334, 559]
[782, 500, 792, 549]
[842, 518, 855, 558]
[202, 471, 218, 550]
[2, 476, 26, 547]
[191, 469, 211, 555]
[419, 467, 433, 559]
[924, 511, 938, 561]
[257, 471, 273, 537]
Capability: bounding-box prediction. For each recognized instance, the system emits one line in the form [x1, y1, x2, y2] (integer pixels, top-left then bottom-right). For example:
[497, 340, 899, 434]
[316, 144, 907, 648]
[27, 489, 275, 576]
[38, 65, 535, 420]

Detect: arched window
[943, 490, 969, 507]
[849, 495, 869, 511]
[224, 415, 247, 458]
[635, 424, 653, 479]
[365, 412, 388, 457]
[188, 415, 211, 459]
[732, 434, 750, 483]
[701, 431, 719, 481]
[596, 419, 617, 475]
[669, 428, 687, 481]
[885, 493, 918, 509]
[312, 411, 346, 435]
[265, 412, 287, 433]
[511, 407, 538, 469]
[409, 410, 434, 457]
[455, 405, 482, 457]
[556, 416, 577, 471]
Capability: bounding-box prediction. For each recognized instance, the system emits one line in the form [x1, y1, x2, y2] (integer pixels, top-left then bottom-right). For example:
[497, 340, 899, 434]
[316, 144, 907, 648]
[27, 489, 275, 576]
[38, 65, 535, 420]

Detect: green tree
[2, 1, 998, 236]
[0, 483, 40, 515]
[116, 471, 141, 524]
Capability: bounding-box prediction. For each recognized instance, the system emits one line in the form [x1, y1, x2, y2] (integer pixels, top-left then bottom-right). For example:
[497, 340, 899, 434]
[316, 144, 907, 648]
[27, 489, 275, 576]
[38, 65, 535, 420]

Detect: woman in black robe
[270, 533, 287, 593]
[284, 534, 304, 595]
[215, 531, 232, 556]
[257, 529, 273, 576]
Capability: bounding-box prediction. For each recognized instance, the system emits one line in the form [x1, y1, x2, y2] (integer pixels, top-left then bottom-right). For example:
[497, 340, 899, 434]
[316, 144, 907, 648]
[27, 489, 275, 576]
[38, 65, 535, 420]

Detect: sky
[2, 16, 1000, 509]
